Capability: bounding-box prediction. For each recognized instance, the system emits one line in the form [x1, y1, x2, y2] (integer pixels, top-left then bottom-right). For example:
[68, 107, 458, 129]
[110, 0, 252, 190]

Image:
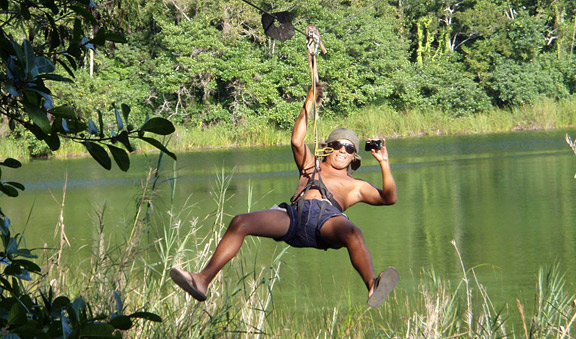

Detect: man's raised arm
[291, 84, 322, 172]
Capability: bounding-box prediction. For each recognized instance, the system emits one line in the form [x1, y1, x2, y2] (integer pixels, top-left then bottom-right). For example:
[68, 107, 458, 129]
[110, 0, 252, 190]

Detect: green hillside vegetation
[3, 0, 576, 158]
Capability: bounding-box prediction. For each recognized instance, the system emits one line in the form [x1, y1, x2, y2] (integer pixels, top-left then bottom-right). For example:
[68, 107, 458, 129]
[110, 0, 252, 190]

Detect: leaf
[24, 100, 51, 134]
[0, 277, 11, 290]
[69, 5, 97, 25]
[71, 297, 87, 315]
[88, 118, 99, 135]
[13, 248, 37, 259]
[85, 142, 112, 170]
[121, 104, 130, 122]
[140, 117, 175, 135]
[91, 29, 108, 45]
[50, 106, 76, 119]
[44, 133, 61, 151]
[38, 73, 73, 83]
[36, 56, 55, 73]
[105, 32, 127, 43]
[19, 3, 30, 20]
[0, 183, 19, 197]
[45, 0, 58, 14]
[110, 315, 132, 330]
[22, 40, 36, 77]
[107, 145, 130, 172]
[81, 37, 95, 50]
[28, 123, 47, 141]
[114, 107, 124, 131]
[113, 291, 123, 315]
[3, 214, 10, 228]
[16, 269, 32, 281]
[46, 14, 60, 49]
[97, 110, 104, 138]
[8, 303, 27, 326]
[0, 158, 22, 168]
[116, 131, 134, 152]
[11, 324, 48, 338]
[6, 237, 17, 254]
[25, 88, 54, 110]
[10, 40, 23, 66]
[56, 59, 75, 78]
[5, 182, 24, 191]
[140, 137, 177, 161]
[129, 311, 162, 322]
[52, 296, 71, 310]
[65, 119, 87, 134]
[12, 259, 41, 273]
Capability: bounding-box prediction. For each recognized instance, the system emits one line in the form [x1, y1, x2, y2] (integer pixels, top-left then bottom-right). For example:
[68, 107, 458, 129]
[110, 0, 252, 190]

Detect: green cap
[325, 128, 362, 175]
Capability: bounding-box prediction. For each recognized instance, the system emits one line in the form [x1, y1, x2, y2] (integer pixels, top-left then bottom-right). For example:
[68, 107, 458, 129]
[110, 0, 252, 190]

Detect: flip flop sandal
[170, 267, 207, 301]
[367, 266, 399, 308]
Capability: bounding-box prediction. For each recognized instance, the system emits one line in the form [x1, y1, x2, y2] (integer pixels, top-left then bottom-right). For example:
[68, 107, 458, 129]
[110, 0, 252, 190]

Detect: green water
[2, 129, 576, 317]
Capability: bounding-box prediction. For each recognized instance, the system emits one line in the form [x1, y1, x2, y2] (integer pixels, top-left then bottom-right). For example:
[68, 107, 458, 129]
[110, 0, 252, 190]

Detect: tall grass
[165, 98, 576, 152]
[4, 98, 576, 160]
[35, 155, 576, 338]
[39, 155, 286, 337]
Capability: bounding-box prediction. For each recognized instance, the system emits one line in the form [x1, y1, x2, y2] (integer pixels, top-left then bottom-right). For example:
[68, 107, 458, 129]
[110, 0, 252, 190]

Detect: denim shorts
[272, 199, 347, 250]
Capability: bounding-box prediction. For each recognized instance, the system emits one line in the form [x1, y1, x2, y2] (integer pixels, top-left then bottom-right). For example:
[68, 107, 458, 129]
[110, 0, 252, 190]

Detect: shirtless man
[171, 83, 398, 307]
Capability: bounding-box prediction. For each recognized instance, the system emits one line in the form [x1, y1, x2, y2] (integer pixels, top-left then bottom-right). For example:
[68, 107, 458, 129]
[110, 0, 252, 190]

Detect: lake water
[2, 128, 576, 319]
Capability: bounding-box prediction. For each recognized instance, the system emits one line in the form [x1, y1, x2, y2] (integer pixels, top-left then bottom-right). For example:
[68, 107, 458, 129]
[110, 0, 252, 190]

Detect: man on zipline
[171, 83, 398, 307]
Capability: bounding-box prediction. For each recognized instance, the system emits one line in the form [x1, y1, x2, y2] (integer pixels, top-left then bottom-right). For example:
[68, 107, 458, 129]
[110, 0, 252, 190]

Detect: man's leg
[318, 217, 376, 292]
[172, 209, 290, 300]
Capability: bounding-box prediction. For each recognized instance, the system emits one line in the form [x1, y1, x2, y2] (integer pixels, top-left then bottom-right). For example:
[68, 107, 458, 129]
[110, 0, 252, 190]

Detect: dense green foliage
[0, 0, 174, 336]
[42, 0, 576, 132]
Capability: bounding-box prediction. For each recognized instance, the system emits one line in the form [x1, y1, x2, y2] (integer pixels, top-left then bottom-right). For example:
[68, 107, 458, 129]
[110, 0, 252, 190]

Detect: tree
[0, 0, 172, 335]
[0, 0, 176, 168]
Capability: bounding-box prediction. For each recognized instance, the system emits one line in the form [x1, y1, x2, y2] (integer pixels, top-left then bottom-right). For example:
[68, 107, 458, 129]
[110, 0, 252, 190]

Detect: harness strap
[291, 164, 343, 214]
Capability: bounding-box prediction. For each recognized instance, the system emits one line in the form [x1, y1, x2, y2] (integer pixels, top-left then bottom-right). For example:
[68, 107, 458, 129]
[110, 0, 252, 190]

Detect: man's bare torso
[294, 162, 365, 211]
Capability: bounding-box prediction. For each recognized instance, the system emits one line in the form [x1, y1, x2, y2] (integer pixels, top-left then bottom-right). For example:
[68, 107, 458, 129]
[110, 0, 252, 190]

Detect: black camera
[365, 139, 383, 151]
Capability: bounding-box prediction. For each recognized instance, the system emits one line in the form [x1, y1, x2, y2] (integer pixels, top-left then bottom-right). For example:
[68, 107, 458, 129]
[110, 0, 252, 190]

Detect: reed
[518, 263, 576, 338]
[34, 156, 576, 338]
[4, 98, 575, 160]
[40, 155, 286, 338]
[0, 138, 28, 159]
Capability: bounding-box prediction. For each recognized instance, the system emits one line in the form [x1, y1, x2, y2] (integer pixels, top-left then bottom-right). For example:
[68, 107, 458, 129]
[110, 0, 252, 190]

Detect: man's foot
[170, 267, 207, 301]
[367, 266, 399, 308]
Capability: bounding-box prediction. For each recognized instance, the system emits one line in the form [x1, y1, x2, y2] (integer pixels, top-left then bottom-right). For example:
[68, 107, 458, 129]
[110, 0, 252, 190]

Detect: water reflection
[2, 129, 576, 311]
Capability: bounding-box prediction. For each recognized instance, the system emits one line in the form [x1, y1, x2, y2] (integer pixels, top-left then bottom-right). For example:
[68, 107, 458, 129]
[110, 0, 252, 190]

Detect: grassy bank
[35, 158, 576, 338]
[2, 98, 576, 160]
[156, 97, 576, 151]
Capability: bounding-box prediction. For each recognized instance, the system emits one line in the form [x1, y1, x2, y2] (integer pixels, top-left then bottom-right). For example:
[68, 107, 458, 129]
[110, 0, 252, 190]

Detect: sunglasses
[327, 140, 356, 154]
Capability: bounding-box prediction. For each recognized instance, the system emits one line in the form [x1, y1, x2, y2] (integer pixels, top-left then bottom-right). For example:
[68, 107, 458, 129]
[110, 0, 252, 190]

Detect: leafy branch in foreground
[0, 1, 170, 336]
[1, 0, 176, 170]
